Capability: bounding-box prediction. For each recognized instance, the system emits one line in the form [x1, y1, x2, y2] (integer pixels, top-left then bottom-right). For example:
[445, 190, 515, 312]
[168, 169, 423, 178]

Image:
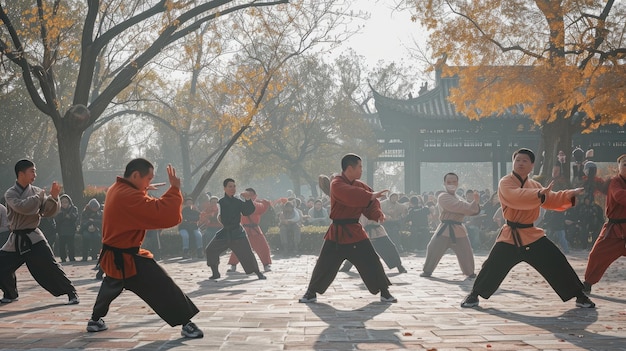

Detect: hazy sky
[339, 1, 429, 69]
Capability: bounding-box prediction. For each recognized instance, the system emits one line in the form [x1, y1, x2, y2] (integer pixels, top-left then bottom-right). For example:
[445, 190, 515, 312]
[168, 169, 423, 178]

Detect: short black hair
[123, 158, 154, 178]
[223, 178, 235, 188]
[513, 148, 535, 163]
[15, 159, 35, 177]
[341, 153, 361, 171]
[410, 195, 422, 206]
[443, 172, 458, 182]
[245, 187, 256, 195]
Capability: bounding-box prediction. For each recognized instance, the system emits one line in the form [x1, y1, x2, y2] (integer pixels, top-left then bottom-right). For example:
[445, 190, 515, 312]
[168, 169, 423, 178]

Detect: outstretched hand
[147, 182, 166, 191]
[572, 187, 585, 196]
[473, 191, 480, 203]
[371, 189, 389, 201]
[539, 180, 554, 196]
[166, 164, 181, 189]
[240, 190, 252, 200]
[49, 181, 61, 199]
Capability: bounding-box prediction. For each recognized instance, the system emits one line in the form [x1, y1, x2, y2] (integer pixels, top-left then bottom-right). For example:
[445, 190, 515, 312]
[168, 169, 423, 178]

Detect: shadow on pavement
[306, 301, 402, 350]
[482, 307, 626, 350]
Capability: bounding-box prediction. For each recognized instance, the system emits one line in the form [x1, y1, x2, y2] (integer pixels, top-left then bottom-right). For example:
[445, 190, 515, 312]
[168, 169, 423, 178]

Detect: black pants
[143, 230, 161, 260]
[0, 241, 75, 299]
[371, 236, 402, 269]
[472, 237, 584, 302]
[0, 231, 10, 248]
[205, 236, 260, 274]
[382, 221, 402, 249]
[91, 255, 198, 327]
[308, 239, 391, 295]
[57, 235, 76, 260]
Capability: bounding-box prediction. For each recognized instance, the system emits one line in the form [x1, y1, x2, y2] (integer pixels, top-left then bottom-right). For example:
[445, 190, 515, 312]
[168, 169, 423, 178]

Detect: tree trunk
[189, 126, 248, 202]
[288, 170, 301, 197]
[308, 180, 318, 198]
[56, 122, 86, 209]
[179, 132, 192, 193]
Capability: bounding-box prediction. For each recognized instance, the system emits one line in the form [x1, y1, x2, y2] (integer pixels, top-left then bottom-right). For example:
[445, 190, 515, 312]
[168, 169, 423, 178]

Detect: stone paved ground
[0, 249, 625, 351]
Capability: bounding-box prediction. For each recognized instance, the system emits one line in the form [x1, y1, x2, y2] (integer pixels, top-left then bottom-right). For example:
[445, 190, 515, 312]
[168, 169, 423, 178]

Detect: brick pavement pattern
[0, 250, 625, 350]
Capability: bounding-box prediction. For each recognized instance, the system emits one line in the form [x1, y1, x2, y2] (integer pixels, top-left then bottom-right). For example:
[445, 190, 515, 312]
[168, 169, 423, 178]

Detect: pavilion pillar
[404, 137, 421, 194]
[491, 141, 499, 191]
[499, 141, 508, 187]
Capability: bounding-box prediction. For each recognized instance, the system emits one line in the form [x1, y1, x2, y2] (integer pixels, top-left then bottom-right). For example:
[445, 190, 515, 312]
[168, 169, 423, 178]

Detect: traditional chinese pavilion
[367, 69, 625, 193]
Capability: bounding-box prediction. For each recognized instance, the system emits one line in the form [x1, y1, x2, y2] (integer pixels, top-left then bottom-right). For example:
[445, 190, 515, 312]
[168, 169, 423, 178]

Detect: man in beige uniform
[0, 159, 79, 305]
[421, 172, 480, 278]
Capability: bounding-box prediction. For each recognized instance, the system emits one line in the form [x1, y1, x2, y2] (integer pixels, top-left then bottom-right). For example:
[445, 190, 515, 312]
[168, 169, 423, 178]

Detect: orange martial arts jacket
[497, 172, 577, 247]
[100, 177, 183, 279]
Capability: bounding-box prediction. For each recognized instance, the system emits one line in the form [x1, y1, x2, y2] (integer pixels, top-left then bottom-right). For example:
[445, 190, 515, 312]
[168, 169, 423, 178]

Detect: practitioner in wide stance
[86, 159, 203, 338]
[226, 188, 273, 273]
[582, 154, 626, 293]
[421, 172, 480, 278]
[461, 148, 595, 309]
[321, 175, 405, 275]
[205, 179, 266, 280]
[299, 153, 396, 303]
[0, 159, 79, 305]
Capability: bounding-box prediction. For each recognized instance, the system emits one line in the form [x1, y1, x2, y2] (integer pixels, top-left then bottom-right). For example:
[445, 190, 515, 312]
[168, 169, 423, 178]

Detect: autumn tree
[241, 50, 397, 197]
[410, 0, 626, 182]
[0, 81, 60, 191]
[182, 0, 367, 198]
[0, 0, 288, 207]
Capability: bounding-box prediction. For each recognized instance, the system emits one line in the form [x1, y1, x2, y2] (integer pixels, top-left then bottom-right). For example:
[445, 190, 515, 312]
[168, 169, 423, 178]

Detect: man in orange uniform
[582, 154, 626, 293]
[461, 148, 595, 309]
[226, 188, 273, 273]
[86, 159, 203, 338]
[298, 153, 396, 303]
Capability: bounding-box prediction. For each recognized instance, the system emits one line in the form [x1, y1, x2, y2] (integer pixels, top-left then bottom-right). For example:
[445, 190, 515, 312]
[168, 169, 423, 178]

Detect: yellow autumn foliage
[410, 0, 626, 131]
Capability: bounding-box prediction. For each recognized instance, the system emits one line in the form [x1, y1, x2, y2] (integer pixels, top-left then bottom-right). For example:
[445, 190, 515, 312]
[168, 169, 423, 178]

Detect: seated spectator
[405, 196, 431, 251]
[80, 198, 102, 261]
[307, 199, 329, 226]
[543, 209, 570, 254]
[179, 198, 203, 259]
[481, 193, 501, 232]
[279, 201, 302, 255]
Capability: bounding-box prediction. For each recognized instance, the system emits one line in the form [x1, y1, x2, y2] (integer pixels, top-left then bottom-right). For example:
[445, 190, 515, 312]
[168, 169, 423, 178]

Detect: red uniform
[303, 172, 390, 296]
[324, 173, 384, 243]
[584, 174, 626, 285]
